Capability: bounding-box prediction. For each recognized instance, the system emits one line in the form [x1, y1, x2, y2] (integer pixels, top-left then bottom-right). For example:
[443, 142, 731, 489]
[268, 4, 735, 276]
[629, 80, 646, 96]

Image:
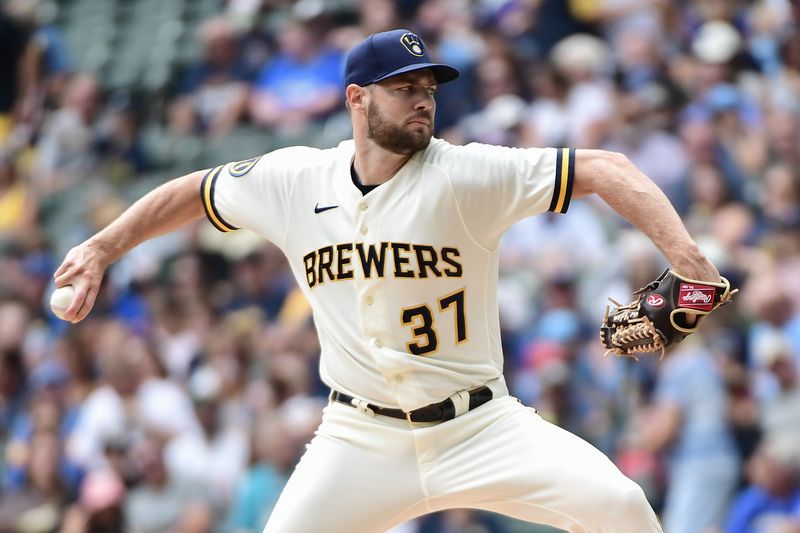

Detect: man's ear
[346, 84, 368, 112]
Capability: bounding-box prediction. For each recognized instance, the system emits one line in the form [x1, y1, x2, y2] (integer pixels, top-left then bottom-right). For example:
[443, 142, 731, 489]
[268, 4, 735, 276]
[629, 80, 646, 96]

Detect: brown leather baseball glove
[600, 269, 737, 358]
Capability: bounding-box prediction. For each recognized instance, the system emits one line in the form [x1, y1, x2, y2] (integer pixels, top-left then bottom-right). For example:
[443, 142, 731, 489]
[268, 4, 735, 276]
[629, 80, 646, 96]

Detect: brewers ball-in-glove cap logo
[600, 269, 737, 358]
[401, 33, 425, 56]
[344, 29, 460, 87]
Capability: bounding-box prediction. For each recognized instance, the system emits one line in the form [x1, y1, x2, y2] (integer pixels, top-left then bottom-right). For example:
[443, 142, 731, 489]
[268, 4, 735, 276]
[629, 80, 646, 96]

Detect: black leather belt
[330, 386, 493, 423]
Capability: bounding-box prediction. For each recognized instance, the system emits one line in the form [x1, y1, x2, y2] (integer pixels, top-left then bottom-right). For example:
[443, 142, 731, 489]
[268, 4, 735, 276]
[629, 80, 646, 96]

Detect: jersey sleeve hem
[201, 165, 239, 232]
[547, 147, 575, 214]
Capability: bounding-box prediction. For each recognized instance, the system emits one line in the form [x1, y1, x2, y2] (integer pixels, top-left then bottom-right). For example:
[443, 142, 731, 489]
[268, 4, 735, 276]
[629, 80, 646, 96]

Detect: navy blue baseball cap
[344, 29, 460, 87]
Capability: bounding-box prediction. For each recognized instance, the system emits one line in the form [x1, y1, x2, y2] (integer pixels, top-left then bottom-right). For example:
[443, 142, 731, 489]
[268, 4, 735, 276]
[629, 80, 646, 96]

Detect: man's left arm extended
[571, 149, 719, 283]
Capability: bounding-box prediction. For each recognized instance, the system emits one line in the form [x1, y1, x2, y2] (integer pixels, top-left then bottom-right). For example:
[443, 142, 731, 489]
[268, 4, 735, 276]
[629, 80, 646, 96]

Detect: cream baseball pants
[263, 395, 663, 533]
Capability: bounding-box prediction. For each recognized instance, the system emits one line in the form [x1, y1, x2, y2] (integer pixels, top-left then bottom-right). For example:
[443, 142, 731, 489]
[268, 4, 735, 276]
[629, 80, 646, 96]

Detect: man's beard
[366, 101, 433, 155]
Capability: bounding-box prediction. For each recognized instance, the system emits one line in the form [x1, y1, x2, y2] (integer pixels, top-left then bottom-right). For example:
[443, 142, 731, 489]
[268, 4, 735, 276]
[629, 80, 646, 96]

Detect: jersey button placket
[355, 202, 383, 351]
[355, 200, 369, 237]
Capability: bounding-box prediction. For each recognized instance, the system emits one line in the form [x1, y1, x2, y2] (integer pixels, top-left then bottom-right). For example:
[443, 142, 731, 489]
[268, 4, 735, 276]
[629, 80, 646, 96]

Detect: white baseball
[50, 285, 76, 320]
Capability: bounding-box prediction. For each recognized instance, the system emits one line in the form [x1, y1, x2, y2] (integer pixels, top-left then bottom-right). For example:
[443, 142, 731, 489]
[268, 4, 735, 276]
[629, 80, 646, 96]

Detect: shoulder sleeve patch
[229, 155, 263, 177]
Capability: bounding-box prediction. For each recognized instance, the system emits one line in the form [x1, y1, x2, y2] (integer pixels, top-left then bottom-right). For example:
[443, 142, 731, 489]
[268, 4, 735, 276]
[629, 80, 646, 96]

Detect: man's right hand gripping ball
[600, 269, 738, 359]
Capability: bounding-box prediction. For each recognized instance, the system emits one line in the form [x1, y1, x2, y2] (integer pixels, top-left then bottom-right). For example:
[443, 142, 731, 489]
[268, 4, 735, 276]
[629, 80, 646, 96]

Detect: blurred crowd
[1, 0, 800, 532]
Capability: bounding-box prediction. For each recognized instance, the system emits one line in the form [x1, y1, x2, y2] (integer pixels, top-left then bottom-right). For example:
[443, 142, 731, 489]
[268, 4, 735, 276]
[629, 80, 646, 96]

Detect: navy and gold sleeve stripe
[201, 165, 239, 232]
[547, 147, 575, 214]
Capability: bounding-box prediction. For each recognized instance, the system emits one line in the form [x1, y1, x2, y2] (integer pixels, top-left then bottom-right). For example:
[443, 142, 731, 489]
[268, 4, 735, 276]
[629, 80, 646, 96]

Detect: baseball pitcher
[54, 29, 733, 533]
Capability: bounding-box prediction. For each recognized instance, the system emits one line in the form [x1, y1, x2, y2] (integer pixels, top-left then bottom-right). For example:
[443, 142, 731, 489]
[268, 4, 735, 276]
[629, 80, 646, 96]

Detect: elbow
[573, 149, 633, 197]
[594, 149, 633, 178]
[605, 150, 632, 170]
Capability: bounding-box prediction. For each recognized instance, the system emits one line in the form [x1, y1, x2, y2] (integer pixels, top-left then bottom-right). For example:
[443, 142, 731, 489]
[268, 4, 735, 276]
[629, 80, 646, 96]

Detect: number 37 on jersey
[303, 240, 468, 356]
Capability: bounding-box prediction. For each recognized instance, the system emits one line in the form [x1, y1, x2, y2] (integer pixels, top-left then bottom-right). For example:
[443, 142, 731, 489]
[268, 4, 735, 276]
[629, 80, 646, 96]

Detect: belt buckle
[405, 410, 428, 424]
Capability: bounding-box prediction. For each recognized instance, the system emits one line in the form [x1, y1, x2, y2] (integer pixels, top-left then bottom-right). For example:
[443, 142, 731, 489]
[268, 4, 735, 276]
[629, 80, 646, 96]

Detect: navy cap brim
[368, 63, 460, 86]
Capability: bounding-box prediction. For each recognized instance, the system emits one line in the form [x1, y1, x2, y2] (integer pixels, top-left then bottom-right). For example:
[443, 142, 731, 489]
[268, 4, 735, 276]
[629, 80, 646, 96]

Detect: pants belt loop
[350, 397, 375, 417]
[450, 390, 471, 417]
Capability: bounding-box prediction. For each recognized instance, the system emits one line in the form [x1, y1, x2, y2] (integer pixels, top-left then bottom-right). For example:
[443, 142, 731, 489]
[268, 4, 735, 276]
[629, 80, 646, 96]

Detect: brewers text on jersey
[303, 242, 463, 287]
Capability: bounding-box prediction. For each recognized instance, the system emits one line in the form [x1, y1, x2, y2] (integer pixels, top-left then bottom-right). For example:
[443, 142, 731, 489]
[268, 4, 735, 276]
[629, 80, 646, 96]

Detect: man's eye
[426, 88, 437, 96]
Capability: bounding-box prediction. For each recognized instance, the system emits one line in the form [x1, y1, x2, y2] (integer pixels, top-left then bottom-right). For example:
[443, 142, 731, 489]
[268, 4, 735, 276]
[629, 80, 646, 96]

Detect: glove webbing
[602, 299, 666, 359]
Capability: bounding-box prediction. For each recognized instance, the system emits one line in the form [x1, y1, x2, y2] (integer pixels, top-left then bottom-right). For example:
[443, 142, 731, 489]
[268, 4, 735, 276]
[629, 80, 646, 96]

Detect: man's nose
[415, 95, 433, 112]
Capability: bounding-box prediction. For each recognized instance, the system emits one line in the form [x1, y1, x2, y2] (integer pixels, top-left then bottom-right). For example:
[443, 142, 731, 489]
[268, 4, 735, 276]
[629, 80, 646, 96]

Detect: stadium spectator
[601, 80, 689, 191]
[764, 105, 800, 166]
[94, 94, 151, 183]
[633, 343, 740, 533]
[65, 323, 144, 472]
[518, 63, 571, 148]
[164, 365, 250, 527]
[169, 16, 252, 141]
[548, 33, 615, 148]
[3, 359, 81, 492]
[248, 18, 343, 135]
[33, 74, 102, 195]
[125, 437, 213, 533]
[759, 162, 800, 231]
[752, 332, 800, 443]
[725, 433, 800, 533]
[670, 115, 746, 216]
[226, 417, 294, 532]
[127, 333, 202, 439]
[13, 0, 72, 126]
[0, 430, 70, 532]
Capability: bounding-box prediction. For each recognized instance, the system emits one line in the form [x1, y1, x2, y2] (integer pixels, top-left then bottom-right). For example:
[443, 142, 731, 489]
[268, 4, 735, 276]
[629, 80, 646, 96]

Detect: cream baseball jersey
[202, 138, 574, 412]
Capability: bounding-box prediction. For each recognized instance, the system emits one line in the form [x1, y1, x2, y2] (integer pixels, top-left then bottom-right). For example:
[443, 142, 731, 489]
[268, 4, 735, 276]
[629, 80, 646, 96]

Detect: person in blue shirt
[636, 343, 740, 533]
[726, 432, 800, 533]
[226, 419, 294, 532]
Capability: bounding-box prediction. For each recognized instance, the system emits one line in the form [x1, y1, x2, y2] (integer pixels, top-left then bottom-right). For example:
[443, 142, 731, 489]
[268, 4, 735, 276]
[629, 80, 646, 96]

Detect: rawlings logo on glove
[679, 286, 715, 309]
[600, 269, 737, 358]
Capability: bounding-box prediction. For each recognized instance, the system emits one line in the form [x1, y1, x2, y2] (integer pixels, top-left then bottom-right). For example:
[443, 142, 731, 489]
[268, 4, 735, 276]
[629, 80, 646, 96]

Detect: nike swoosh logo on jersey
[314, 203, 339, 214]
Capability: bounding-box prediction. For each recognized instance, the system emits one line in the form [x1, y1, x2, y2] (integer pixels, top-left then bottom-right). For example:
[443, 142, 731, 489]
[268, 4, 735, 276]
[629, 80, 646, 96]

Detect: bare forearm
[53, 170, 207, 322]
[574, 150, 718, 281]
[86, 171, 206, 265]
